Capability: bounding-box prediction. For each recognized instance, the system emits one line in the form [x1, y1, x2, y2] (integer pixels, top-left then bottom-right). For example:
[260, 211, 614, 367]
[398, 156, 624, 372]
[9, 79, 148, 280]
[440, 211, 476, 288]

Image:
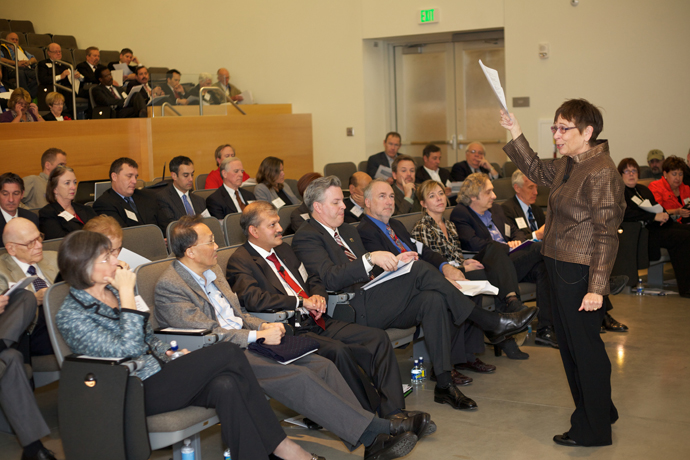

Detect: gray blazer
[0, 251, 59, 293]
[21, 172, 49, 209]
[154, 260, 264, 349]
[253, 182, 301, 206]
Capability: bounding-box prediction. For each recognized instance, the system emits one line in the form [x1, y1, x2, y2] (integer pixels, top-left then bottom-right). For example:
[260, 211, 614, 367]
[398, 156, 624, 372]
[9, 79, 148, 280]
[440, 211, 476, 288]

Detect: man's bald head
[348, 172, 372, 208]
[217, 68, 230, 86]
[3, 218, 44, 264]
[5, 33, 19, 44]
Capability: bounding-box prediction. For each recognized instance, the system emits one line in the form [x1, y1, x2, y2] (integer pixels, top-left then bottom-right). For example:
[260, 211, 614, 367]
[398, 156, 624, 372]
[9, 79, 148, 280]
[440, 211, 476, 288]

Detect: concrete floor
[2, 290, 689, 460]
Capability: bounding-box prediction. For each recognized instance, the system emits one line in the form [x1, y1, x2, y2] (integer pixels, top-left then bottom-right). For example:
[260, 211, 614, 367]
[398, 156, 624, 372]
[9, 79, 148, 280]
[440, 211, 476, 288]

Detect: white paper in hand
[455, 280, 499, 296]
[479, 60, 509, 113]
[362, 259, 414, 291]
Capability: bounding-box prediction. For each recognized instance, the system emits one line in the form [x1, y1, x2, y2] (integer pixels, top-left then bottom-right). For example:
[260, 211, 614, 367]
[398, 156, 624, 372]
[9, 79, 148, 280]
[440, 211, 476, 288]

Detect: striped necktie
[333, 231, 357, 261]
[527, 207, 538, 231]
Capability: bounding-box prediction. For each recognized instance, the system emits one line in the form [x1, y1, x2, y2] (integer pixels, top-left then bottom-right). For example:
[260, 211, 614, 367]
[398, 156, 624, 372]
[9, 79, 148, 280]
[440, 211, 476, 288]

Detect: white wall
[6, 0, 690, 171]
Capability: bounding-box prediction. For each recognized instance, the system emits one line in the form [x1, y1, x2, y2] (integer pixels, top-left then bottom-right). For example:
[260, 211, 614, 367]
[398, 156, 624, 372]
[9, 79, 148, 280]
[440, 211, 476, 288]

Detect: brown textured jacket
[503, 135, 625, 295]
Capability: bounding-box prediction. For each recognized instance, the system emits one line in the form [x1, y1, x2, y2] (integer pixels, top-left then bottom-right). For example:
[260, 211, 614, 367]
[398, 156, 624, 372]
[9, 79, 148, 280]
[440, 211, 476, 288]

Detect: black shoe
[609, 275, 629, 296]
[535, 326, 559, 348]
[553, 432, 580, 447]
[495, 337, 529, 359]
[389, 411, 433, 439]
[433, 384, 477, 410]
[603, 313, 628, 332]
[364, 432, 418, 460]
[485, 306, 539, 344]
[21, 448, 58, 460]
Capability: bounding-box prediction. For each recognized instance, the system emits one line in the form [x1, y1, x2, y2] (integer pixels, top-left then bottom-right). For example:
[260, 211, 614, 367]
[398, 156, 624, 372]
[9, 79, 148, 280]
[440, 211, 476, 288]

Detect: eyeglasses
[10, 233, 44, 249]
[192, 238, 215, 248]
[550, 125, 578, 135]
[468, 149, 485, 155]
[622, 169, 638, 175]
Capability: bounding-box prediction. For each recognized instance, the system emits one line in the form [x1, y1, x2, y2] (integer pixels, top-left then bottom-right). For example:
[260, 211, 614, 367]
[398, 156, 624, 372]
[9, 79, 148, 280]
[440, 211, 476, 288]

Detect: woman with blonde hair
[43, 92, 72, 121]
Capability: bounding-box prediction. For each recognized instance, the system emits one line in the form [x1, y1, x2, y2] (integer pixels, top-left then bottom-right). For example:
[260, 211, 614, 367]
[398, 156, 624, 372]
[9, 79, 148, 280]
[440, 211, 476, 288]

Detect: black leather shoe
[535, 326, 559, 348]
[553, 432, 580, 446]
[364, 432, 418, 460]
[603, 313, 628, 332]
[389, 411, 432, 439]
[609, 275, 629, 296]
[433, 383, 477, 410]
[495, 337, 529, 359]
[485, 306, 539, 344]
[21, 448, 58, 460]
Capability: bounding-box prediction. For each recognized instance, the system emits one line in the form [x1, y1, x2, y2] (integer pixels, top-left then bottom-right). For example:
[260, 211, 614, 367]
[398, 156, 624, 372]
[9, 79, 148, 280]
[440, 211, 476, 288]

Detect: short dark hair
[41, 148, 66, 171]
[136, 66, 148, 75]
[0, 173, 24, 192]
[553, 99, 604, 146]
[240, 202, 278, 237]
[384, 132, 401, 143]
[58, 231, 111, 290]
[95, 67, 109, 81]
[422, 144, 441, 158]
[214, 144, 234, 161]
[169, 156, 194, 175]
[109, 158, 138, 177]
[170, 215, 203, 259]
[391, 155, 416, 173]
[120, 48, 133, 55]
[85, 46, 99, 56]
[46, 165, 76, 204]
[166, 69, 181, 80]
[662, 156, 686, 173]
[617, 158, 640, 176]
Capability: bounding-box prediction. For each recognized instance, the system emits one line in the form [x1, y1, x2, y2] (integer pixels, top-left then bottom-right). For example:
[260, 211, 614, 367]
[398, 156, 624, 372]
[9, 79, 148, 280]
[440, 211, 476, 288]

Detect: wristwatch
[297, 297, 304, 309]
[364, 252, 373, 266]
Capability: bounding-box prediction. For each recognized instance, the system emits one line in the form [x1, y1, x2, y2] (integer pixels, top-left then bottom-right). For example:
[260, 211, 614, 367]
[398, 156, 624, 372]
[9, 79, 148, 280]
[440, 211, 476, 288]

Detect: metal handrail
[161, 102, 181, 117]
[0, 38, 20, 92]
[49, 58, 78, 120]
[199, 86, 245, 115]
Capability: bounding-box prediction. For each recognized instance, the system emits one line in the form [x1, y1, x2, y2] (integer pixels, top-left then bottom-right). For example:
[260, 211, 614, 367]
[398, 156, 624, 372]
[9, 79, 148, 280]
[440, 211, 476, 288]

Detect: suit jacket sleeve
[501, 198, 527, 232]
[205, 188, 232, 219]
[253, 183, 273, 202]
[18, 208, 40, 229]
[292, 223, 370, 292]
[451, 205, 494, 252]
[493, 204, 529, 242]
[93, 191, 127, 227]
[156, 186, 181, 231]
[92, 85, 125, 108]
[366, 153, 382, 179]
[39, 203, 69, 240]
[393, 186, 413, 215]
[450, 162, 469, 182]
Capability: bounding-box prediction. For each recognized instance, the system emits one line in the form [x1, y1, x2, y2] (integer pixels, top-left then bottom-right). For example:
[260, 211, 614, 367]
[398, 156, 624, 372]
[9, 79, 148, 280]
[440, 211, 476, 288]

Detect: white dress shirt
[223, 184, 246, 212]
[248, 241, 304, 309]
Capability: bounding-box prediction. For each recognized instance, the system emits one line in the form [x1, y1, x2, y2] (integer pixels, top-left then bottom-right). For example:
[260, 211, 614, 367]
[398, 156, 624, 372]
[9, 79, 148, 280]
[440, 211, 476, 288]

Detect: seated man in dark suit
[206, 157, 255, 219]
[416, 144, 455, 206]
[0, 287, 57, 460]
[391, 156, 422, 215]
[227, 201, 428, 422]
[157, 156, 209, 230]
[75, 46, 106, 97]
[184, 73, 223, 105]
[502, 170, 627, 333]
[107, 47, 140, 84]
[451, 173, 557, 348]
[37, 44, 85, 113]
[92, 68, 147, 118]
[124, 66, 163, 103]
[93, 157, 162, 230]
[155, 216, 423, 459]
[358, 179, 499, 374]
[366, 132, 401, 184]
[0, 173, 40, 248]
[292, 176, 538, 411]
[160, 69, 189, 105]
[450, 142, 501, 182]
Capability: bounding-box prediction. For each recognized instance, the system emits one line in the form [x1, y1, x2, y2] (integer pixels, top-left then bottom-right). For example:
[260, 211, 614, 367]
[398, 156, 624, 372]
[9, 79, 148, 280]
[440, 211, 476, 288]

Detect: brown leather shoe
[429, 368, 473, 385]
[455, 358, 496, 374]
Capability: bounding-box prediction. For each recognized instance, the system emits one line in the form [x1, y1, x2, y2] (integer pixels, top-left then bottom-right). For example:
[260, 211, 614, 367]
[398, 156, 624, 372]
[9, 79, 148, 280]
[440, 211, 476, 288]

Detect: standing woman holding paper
[499, 99, 625, 447]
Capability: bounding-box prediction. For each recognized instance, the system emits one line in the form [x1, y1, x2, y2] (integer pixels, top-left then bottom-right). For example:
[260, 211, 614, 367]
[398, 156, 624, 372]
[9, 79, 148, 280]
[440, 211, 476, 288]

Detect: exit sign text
[419, 8, 439, 24]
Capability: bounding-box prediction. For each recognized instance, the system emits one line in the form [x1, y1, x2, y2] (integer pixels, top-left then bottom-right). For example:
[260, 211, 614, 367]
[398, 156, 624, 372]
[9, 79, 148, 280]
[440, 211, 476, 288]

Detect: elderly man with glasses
[450, 142, 501, 182]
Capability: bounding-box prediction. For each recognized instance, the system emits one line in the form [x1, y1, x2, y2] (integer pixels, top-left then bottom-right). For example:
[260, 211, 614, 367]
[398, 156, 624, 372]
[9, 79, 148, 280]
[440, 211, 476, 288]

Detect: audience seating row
[0, 19, 35, 34]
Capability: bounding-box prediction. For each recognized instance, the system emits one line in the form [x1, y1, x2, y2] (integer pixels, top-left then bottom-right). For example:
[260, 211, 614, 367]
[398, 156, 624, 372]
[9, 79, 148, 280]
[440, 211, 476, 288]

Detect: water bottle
[411, 359, 422, 384]
[223, 448, 231, 460]
[170, 341, 184, 360]
[418, 357, 427, 381]
[636, 278, 644, 296]
[181, 438, 195, 460]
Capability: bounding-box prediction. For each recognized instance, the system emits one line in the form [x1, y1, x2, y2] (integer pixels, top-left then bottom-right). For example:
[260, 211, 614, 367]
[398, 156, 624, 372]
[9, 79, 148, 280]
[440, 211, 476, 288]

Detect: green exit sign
[419, 8, 439, 24]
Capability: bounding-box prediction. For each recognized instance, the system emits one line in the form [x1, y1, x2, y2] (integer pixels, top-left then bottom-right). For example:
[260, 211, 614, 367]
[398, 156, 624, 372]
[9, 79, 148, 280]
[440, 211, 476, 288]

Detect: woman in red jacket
[648, 156, 690, 224]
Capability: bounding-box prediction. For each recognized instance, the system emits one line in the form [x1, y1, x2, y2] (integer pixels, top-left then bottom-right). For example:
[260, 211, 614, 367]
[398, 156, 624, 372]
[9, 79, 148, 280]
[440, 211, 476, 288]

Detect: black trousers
[544, 257, 618, 446]
[509, 241, 554, 330]
[143, 342, 286, 460]
[651, 222, 690, 296]
[355, 260, 476, 376]
[473, 240, 521, 301]
[300, 317, 404, 417]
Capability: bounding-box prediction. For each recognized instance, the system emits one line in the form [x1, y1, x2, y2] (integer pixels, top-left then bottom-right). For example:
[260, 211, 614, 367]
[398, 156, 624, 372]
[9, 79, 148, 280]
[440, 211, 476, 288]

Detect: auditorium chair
[26, 33, 52, 47]
[191, 189, 215, 202]
[51, 35, 78, 49]
[43, 282, 219, 460]
[89, 86, 114, 119]
[99, 50, 120, 67]
[8, 20, 34, 34]
[0, 19, 9, 31]
[491, 177, 515, 201]
[72, 49, 86, 65]
[122, 225, 169, 261]
[222, 213, 245, 246]
[195, 173, 209, 191]
[323, 162, 357, 188]
[358, 160, 368, 172]
[277, 204, 300, 235]
[502, 161, 518, 178]
[42, 238, 63, 253]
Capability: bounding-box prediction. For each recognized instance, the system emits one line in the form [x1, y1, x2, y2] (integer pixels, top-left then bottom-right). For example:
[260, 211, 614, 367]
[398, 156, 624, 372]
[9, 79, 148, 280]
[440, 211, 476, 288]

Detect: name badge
[300, 213, 310, 220]
[445, 179, 452, 188]
[410, 238, 423, 254]
[134, 295, 150, 312]
[631, 196, 643, 206]
[201, 209, 211, 218]
[59, 210, 75, 221]
[298, 263, 309, 282]
[350, 206, 363, 217]
[504, 223, 511, 237]
[515, 217, 528, 229]
[46, 62, 53, 69]
[125, 209, 138, 222]
[272, 197, 286, 209]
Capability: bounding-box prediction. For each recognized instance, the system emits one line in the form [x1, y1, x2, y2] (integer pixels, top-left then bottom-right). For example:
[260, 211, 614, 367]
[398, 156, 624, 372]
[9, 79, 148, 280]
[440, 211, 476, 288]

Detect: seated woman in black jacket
[38, 165, 97, 240]
[618, 158, 690, 297]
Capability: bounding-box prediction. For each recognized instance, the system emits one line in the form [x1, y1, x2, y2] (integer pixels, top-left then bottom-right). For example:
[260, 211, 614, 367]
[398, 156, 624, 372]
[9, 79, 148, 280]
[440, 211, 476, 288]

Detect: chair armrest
[154, 328, 219, 351]
[250, 310, 295, 322]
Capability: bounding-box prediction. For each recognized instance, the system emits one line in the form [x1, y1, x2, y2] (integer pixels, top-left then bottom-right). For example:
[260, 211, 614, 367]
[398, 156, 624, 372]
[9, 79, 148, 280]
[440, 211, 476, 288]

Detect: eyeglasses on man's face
[11, 233, 44, 249]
